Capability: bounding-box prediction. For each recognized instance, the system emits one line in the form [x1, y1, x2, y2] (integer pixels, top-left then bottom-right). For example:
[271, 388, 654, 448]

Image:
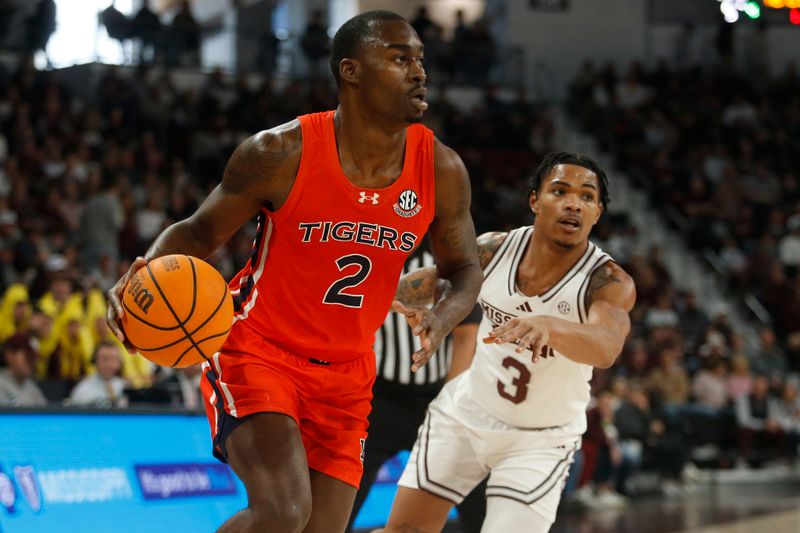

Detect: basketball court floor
[419, 477, 800, 533]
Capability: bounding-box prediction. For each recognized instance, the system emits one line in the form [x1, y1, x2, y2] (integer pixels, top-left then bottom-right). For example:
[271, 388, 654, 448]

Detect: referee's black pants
[346, 380, 486, 533]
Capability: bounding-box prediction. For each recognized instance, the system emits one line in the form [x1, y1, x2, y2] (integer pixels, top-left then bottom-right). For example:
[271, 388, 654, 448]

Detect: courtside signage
[135, 463, 237, 499]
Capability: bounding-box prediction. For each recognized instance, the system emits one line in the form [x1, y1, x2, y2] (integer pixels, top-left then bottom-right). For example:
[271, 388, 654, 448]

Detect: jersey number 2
[496, 357, 532, 404]
[323, 254, 373, 308]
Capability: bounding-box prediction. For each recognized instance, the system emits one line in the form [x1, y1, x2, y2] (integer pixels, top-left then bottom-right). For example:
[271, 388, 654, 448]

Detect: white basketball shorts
[397, 376, 581, 529]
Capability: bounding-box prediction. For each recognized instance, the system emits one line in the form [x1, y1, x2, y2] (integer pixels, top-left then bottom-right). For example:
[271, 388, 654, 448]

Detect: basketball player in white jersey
[379, 152, 636, 532]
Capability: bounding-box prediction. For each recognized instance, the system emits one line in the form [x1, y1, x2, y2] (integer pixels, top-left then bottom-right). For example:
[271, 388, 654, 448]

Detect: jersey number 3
[496, 357, 532, 404]
[323, 254, 373, 308]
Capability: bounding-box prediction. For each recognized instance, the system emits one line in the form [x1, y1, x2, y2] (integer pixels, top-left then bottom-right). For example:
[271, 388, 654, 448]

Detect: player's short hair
[528, 151, 610, 210]
[330, 10, 407, 86]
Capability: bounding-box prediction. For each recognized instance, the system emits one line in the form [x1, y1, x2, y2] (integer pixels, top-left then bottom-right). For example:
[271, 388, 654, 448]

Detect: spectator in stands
[735, 375, 787, 466]
[0, 333, 46, 407]
[168, 0, 200, 67]
[727, 354, 754, 402]
[0, 283, 31, 342]
[410, 6, 438, 42]
[79, 173, 124, 270]
[678, 291, 710, 351]
[581, 390, 626, 507]
[300, 9, 329, 79]
[613, 384, 651, 495]
[130, 0, 162, 65]
[645, 292, 679, 332]
[691, 355, 729, 412]
[749, 327, 788, 386]
[647, 343, 690, 414]
[464, 17, 495, 84]
[68, 340, 128, 408]
[175, 365, 203, 410]
[100, 1, 131, 60]
[24, 0, 56, 66]
[774, 381, 800, 459]
[779, 215, 800, 268]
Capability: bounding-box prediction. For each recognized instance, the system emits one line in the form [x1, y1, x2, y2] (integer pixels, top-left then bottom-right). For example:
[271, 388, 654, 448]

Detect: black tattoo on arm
[395, 267, 440, 306]
[476, 232, 508, 270]
[587, 263, 622, 305]
[222, 122, 300, 198]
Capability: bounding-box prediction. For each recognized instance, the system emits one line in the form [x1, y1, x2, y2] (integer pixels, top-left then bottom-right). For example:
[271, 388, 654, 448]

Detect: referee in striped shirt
[347, 240, 485, 533]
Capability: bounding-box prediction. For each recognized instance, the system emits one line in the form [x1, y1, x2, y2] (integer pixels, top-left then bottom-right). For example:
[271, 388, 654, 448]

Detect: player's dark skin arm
[392, 144, 483, 372]
[394, 231, 507, 306]
[105, 122, 302, 344]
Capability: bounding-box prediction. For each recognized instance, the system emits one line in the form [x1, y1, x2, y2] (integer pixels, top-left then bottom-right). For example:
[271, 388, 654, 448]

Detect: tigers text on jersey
[463, 226, 612, 431]
[228, 111, 435, 363]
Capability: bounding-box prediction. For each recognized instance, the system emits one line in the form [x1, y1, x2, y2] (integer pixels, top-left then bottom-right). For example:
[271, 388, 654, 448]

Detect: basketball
[120, 255, 233, 368]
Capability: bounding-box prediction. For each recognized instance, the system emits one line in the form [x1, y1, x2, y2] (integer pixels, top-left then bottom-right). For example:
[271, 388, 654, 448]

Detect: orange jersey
[229, 111, 435, 363]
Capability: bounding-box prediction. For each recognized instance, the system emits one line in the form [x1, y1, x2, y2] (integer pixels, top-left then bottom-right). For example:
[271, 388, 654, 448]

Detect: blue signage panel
[0, 412, 246, 533]
[0, 412, 414, 532]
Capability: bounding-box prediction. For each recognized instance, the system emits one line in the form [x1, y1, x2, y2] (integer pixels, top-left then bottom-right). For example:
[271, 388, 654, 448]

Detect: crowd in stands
[0, 17, 798, 510]
[565, 57, 800, 503]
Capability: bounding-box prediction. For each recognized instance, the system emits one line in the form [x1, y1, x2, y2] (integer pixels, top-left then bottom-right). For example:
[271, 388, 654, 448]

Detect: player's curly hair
[330, 10, 407, 87]
[528, 151, 610, 211]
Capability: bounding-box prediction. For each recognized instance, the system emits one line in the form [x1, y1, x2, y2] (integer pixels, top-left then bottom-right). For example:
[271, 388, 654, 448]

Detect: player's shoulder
[246, 119, 303, 158]
[432, 136, 467, 180]
[588, 260, 636, 311]
[477, 231, 509, 269]
[223, 119, 302, 198]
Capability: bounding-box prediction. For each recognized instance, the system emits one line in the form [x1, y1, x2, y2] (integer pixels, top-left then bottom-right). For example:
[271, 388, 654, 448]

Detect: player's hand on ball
[392, 300, 445, 373]
[484, 316, 554, 363]
[106, 256, 147, 352]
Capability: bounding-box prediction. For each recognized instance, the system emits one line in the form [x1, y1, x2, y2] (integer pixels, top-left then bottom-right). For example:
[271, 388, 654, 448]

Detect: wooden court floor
[428, 480, 800, 533]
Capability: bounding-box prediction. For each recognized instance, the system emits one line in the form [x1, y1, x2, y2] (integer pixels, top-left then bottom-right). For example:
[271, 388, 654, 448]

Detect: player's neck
[523, 231, 589, 280]
[333, 105, 408, 184]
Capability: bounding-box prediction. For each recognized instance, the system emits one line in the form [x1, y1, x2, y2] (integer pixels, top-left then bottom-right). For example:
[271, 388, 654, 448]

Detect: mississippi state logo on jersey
[394, 189, 422, 218]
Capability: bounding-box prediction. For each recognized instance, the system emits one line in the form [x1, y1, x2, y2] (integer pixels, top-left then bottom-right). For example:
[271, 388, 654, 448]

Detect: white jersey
[463, 225, 612, 432]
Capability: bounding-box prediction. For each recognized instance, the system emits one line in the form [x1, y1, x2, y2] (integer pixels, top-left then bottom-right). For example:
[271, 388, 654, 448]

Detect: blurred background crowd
[0, 0, 799, 510]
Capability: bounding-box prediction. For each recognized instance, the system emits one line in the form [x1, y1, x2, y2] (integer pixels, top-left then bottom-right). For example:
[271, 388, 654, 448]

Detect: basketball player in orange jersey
[105, 10, 481, 533]
[378, 152, 636, 532]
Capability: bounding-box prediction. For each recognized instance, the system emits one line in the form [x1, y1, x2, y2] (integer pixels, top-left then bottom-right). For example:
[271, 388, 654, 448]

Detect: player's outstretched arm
[106, 124, 301, 345]
[395, 141, 483, 372]
[485, 262, 636, 368]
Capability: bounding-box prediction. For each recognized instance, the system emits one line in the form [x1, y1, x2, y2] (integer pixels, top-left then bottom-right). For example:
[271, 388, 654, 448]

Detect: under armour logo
[358, 192, 380, 205]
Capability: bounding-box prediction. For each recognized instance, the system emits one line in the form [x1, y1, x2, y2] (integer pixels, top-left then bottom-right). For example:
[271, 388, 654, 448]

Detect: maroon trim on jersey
[576, 255, 612, 323]
[506, 227, 533, 295]
[482, 230, 515, 280]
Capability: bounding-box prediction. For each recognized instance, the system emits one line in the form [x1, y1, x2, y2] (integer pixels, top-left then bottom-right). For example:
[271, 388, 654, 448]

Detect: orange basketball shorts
[200, 320, 375, 489]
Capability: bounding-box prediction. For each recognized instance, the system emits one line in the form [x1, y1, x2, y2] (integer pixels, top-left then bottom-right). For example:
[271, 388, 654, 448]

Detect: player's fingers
[495, 323, 530, 345]
[411, 347, 433, 372]
[130, 256, 147, 273]
[486, 318, 517, 340]
[529, 334, 546, 363]
[391, 300, 413, 315]
[107, 286, 124, 321]
[516, 332, 540, 354]
[105, 305, 125, 343]
[412, 312, 433, 336]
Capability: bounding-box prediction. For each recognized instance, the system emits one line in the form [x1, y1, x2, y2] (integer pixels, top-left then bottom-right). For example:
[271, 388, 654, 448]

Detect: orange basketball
[120, 255, 233, 368]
